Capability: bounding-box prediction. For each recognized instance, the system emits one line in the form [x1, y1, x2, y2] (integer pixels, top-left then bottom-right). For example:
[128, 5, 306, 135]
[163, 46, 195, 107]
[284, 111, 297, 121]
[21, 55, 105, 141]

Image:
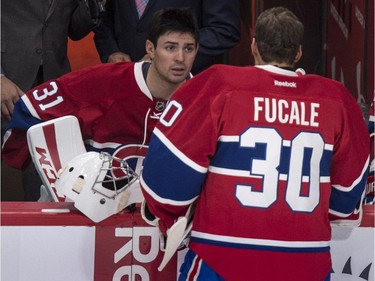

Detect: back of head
[148, 7, 200, 47]
[254, 7, 304, 65]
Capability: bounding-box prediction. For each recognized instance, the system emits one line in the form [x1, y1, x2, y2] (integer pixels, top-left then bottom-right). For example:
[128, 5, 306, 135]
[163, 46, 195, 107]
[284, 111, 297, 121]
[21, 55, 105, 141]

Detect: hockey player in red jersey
[140, 7, 370, 281]
[2, 8, 199, 198]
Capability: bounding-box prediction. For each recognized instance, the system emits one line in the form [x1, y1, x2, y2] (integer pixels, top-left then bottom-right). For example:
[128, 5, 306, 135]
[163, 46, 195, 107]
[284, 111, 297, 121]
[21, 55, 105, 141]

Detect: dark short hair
[254, 7, 304, 65]
[148, 7, 200, 47]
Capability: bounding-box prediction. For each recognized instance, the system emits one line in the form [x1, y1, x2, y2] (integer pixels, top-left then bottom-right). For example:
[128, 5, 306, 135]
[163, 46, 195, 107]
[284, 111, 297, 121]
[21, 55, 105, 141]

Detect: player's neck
[273, 65, 294, 71]
[149, 82, 181, 100]
[146, 66, 184, 100]
[255, 57, 294, 70]
[263, 61, 293, 69]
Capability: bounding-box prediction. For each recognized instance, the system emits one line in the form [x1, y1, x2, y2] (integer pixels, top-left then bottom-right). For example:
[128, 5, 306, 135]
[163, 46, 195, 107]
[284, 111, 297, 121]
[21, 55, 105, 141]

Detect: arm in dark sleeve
[93, 0, 120, 63]
[199, 0, 241, 55]
[192, 0, 241, 73]
[68, 0, 97, 41]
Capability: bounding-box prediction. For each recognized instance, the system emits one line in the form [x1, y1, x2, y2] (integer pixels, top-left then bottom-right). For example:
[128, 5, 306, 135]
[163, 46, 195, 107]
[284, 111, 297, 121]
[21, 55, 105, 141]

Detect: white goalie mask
[55, 151, 142, 222]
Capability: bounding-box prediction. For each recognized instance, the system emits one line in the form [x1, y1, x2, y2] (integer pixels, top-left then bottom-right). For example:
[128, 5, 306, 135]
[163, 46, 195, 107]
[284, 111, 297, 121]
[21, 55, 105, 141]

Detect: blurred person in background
[1, 0, 99, 200]
[93, 0, 241, 74]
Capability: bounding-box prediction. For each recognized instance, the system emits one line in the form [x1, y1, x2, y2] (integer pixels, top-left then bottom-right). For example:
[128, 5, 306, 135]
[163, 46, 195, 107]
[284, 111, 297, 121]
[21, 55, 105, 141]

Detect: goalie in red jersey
[2, 8, 199, 205]
[140, 7, 369, 281]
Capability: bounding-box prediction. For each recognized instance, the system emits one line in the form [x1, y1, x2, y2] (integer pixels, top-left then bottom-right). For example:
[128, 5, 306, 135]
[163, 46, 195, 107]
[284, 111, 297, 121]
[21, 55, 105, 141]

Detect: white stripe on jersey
[328, 207, 361, 218]
[332, 157, 369, 192]
[191, 230, 330, 249]
[2, 128, 12, 147]
[22, 95, 41, 119]
[187, 255, 202, 281]
[255, 65, 300, 76]
[154, 127, 207, 173]
[134, 61, 153, 100]
[209, 166, 262, 178]
[209, 165, 331, 183]
[281, 140, 333, 151]
[218, 135, 334, 151]
[84, 139, 122, 149]
[218, 135, 239, 142]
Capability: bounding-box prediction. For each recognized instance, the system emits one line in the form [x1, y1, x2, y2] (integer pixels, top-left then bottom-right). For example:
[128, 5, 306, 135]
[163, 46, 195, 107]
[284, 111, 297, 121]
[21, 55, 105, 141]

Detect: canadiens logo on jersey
[111, 144, 149, 178]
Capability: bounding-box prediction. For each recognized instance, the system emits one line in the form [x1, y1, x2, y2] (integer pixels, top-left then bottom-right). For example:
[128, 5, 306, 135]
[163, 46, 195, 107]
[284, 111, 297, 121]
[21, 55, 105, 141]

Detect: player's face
[148, 32, 198, 85]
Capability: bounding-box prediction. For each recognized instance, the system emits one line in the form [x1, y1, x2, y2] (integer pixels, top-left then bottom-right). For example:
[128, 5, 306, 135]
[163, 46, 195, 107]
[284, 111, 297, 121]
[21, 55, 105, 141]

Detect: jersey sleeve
[2, 78, 77, 169]
[2, 66, 109, 169]
[2, 96, 44, 169]
[140, 69, 225, 233]
[328, 85, 370, 225]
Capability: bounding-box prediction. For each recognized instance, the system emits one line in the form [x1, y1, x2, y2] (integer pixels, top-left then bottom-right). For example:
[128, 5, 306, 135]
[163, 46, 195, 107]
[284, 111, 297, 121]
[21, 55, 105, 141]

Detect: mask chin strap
[115, 190, 131, 213]
[72, 177, 85, 194]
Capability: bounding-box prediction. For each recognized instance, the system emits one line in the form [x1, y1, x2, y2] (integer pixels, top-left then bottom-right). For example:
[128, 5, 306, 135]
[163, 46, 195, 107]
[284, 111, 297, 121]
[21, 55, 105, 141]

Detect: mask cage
[92, 152, 139, 199]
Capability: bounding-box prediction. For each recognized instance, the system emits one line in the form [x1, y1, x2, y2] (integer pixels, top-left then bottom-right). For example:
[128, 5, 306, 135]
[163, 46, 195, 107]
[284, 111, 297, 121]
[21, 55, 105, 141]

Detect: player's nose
[174, 49, 185, 62]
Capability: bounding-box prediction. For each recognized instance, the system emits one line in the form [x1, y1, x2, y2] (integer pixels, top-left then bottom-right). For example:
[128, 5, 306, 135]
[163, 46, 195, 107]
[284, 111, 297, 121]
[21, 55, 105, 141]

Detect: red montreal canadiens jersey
[2, 61, 168, 169]
[141, 65, 370, 281]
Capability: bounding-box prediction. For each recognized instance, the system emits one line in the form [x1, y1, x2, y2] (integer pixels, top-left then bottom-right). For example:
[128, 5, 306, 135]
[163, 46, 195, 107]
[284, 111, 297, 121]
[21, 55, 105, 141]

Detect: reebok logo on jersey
[274, 80, 297, 88]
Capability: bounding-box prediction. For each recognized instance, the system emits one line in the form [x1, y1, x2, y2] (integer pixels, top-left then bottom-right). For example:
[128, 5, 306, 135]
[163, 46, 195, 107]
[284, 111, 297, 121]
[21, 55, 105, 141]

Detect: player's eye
[184, 46, 195, 53]
[165, 45, 177, 51]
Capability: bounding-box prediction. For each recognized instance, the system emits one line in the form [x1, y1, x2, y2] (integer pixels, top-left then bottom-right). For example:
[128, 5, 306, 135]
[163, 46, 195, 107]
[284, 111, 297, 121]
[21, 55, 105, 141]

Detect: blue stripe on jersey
[6, 100, 43, 131]
[142, 133, 206, 201]
[329, 164, 369, 214]
[178, 250, 225, 281]
[368, 116, 374, 133]
[190, 236, 330, 253]
[211, 141, 332, 177]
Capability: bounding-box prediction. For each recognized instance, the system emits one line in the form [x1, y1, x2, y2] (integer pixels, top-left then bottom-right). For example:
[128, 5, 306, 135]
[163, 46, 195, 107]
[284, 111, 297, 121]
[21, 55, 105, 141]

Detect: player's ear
[251, 38, 262, 65]
[251, 38, 257, 56]
[146, 40, 156, 59]
[294, 45, 302, 64]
